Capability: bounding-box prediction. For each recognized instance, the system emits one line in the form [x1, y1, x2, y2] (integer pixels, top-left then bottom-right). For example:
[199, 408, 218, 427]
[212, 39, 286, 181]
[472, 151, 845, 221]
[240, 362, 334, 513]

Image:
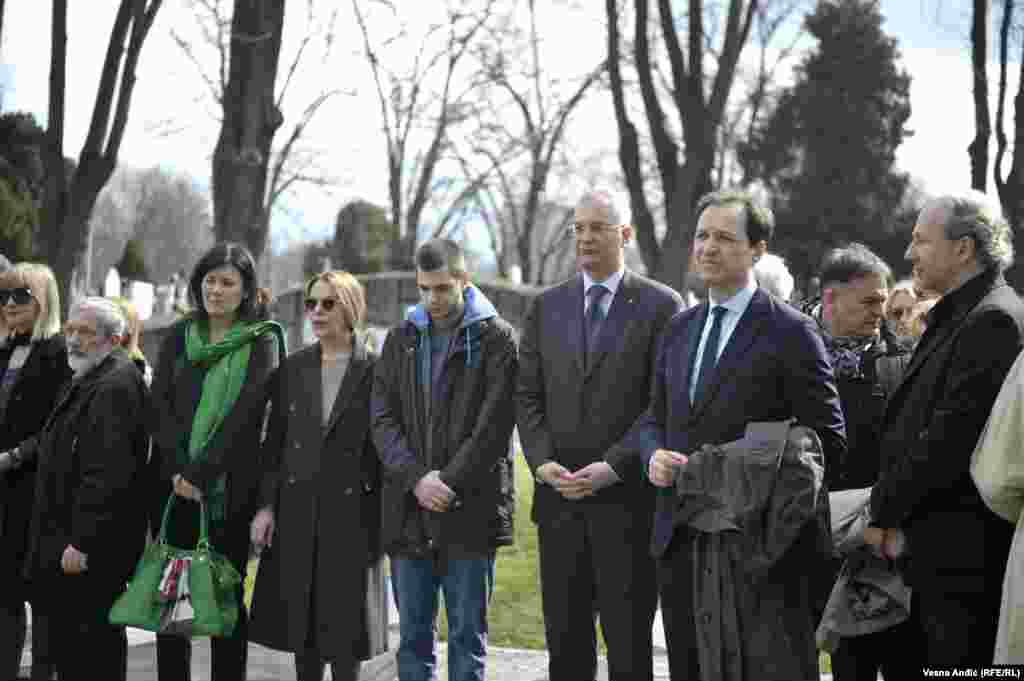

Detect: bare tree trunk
[606, 0, 757, 293]
[39, 0, 162, 314]
[969, 0, 991, 192]
[211, 0, 285, 263]
[40, 0, 68, 294]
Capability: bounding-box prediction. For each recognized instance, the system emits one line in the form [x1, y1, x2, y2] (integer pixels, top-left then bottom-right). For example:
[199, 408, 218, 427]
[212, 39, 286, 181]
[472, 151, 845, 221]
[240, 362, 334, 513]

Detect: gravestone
[103, 268, 121, 298]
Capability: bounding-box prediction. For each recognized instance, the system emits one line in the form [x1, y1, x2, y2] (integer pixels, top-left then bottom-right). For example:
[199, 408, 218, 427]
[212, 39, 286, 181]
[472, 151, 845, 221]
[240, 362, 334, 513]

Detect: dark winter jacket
[23, 351, 149, 585]
[371, 284, 517, 558]
[0, 334, 72, 595]
[818, 324, 911, 491]
[674, 421, 829, 681]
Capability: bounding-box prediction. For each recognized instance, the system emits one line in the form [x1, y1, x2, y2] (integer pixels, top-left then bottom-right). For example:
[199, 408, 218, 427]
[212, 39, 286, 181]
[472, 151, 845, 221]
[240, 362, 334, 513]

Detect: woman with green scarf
[148, 243, 284, 681]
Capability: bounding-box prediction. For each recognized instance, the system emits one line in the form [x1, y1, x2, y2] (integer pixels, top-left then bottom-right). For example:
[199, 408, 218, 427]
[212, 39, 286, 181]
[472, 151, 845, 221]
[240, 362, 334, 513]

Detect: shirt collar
[708, 276, 758, 316]
[583, 266, 626, 298]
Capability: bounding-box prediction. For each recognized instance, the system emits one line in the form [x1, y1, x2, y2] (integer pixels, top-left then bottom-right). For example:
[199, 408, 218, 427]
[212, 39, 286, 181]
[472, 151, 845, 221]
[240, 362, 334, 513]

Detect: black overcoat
[148, 317, 278, 564]
[0, 335, 72, 597]
[872, 269, 1024, 593]
[22, 351, 149, 585]
[249, 334, 388, 661]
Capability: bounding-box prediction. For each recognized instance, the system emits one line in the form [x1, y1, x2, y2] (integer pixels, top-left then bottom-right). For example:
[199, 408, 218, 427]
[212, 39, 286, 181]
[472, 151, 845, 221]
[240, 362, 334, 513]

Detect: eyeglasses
[304, 297, 339, 313]
[567, 221, 621, 238]
[0, 287, 33, 306]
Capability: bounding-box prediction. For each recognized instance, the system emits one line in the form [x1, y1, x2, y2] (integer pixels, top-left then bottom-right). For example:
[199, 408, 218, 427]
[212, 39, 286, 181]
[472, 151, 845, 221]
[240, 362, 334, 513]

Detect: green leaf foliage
[0, 177, 37, 261]
[739, 0, 913, 283]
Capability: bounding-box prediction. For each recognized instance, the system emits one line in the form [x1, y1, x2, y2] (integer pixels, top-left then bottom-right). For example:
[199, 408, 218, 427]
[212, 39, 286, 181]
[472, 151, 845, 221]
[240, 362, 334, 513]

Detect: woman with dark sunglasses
[148, 243, 285, 681]
[248, 270, 388, 681]
[0, 263, 72, 681]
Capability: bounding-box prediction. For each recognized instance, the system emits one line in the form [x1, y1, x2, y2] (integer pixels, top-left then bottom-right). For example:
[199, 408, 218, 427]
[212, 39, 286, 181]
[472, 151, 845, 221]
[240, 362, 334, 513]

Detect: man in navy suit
[517, 190, 683, 681]
[629, 189, 846, 679]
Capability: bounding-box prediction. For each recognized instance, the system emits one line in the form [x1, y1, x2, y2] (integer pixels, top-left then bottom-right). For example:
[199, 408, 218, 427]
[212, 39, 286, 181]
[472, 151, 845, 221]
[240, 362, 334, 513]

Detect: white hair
[70, 297, 126, 339]
[755, 253, 795, 301]
[932, 190, 1014, 271]
[576, 188, 630, 225]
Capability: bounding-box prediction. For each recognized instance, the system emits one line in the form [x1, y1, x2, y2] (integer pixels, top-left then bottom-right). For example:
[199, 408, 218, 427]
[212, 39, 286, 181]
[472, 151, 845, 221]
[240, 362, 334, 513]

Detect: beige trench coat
[971, 350, 1024, 664]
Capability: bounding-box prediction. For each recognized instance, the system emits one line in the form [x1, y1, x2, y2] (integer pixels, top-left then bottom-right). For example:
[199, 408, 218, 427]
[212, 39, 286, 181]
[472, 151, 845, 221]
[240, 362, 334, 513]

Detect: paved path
[23, 598, 833, 680]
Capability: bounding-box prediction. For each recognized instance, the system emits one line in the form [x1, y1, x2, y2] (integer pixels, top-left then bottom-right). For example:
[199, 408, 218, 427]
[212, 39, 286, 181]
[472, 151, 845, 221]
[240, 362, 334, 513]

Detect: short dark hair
[188, 242, 267, 322]
[415, 238, 467, 276]
[695, 189, 775, 245]
[818, 242, 892, 289]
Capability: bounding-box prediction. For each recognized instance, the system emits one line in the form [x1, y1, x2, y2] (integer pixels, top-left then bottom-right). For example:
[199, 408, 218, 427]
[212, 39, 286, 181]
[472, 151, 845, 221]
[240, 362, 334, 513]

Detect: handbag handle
[157, 493, 212, 551]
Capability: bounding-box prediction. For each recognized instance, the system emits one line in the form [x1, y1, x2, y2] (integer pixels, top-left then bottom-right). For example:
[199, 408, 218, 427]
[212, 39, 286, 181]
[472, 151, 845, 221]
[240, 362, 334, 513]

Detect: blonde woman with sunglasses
[248, 271, 387, 681]
[0, 263, 72, 681]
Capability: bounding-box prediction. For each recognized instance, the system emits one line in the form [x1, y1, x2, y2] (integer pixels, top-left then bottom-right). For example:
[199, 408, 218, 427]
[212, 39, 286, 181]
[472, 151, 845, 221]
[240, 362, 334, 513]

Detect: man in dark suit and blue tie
[633, 189, 846, 680]
[516, 189, 684, 681]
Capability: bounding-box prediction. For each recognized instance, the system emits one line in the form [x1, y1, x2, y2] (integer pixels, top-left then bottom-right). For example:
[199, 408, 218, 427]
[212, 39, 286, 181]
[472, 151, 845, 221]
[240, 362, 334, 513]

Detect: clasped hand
[61, 545, 88, 575]
[649, 448, 689, 488]
[415, 470, 455, 512]
[536, 461, 621, 500]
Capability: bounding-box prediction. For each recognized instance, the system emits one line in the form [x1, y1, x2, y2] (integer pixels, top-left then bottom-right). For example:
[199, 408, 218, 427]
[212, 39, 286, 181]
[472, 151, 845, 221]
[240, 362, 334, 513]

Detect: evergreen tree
[332, 200, 399, 274]
[116, 238, 150, 282]
[739, 0, 912, 284]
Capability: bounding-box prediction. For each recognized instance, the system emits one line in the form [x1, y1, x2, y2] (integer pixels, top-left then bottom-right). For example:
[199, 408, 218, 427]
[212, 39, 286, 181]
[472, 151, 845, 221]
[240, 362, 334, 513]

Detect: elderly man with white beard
[10, 297, 150, 681]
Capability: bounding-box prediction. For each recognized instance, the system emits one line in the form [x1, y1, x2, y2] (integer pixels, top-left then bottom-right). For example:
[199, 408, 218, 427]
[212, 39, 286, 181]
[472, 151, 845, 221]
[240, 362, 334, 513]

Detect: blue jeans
[390, 553, 496, 681]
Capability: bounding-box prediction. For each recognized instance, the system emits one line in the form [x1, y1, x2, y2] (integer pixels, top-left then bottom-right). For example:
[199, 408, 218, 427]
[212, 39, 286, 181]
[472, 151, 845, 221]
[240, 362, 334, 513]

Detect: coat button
[344, 487, 353, 495]
[294, 442, 301, 449]
[287, 475, 296, 484]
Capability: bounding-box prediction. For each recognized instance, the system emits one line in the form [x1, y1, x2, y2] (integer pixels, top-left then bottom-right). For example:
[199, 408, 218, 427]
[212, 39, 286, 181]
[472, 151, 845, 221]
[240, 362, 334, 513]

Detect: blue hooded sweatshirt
[405, 283, 498, 424]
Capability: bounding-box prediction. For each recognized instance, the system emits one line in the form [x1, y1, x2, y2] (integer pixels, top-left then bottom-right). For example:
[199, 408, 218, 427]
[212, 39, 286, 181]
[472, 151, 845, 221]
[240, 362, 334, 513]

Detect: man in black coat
[21, 298, 149, 681]
[808, 243, 916, 681]
[372, 238, 517, 681]
[869, 191, 1024, 667]
[516, 189, 683, 681]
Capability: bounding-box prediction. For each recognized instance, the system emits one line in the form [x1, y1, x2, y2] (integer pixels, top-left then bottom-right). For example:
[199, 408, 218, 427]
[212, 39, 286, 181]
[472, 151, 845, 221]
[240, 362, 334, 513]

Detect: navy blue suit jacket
[627, 287, 847, 557]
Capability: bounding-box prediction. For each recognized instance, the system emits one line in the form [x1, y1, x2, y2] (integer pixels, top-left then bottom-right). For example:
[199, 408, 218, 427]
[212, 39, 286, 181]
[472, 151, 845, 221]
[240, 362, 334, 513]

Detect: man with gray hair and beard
[14, 297, 149, 681]
[868, 191, 1024, 668]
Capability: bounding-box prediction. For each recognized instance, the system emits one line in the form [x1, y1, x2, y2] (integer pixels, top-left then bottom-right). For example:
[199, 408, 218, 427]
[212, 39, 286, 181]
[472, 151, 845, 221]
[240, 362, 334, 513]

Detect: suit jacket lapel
[692, 289, 770, 419]
[585, 271, 636, 378]
[568, 276, 586, 376]
[683, 303, 709, 409]
[324, 332, 369, 438]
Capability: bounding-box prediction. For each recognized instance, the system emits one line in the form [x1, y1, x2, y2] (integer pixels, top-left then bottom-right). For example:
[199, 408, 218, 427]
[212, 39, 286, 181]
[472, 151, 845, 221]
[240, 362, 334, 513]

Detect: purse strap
[157, 494, 212, 551]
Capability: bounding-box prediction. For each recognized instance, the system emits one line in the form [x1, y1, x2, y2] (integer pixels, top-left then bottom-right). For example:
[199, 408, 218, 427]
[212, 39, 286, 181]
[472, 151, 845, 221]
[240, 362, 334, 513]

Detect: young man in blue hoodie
[372, 238, 518, 681]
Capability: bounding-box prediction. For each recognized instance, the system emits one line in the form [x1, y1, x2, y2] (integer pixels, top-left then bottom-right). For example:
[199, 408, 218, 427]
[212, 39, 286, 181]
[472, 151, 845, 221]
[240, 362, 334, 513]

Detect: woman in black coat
[149, 243, 283, 681]
[249, 271, 388, 681]
[0, 263, 72, 681]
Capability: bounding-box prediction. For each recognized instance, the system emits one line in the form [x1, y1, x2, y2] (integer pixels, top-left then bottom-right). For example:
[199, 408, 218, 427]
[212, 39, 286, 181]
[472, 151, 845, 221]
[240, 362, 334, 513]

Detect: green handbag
[108, 495, 242, 637]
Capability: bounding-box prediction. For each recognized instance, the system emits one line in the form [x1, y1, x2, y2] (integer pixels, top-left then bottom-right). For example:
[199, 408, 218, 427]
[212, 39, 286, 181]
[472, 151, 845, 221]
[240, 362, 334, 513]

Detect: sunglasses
[0, 287, 33, 306]
[304, 297, 339, 313]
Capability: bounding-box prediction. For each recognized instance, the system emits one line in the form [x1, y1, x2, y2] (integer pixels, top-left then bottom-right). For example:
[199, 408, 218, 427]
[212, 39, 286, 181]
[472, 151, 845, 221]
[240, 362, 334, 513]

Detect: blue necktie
[585, 285, 609, 361]
[694, 306, 728, 404]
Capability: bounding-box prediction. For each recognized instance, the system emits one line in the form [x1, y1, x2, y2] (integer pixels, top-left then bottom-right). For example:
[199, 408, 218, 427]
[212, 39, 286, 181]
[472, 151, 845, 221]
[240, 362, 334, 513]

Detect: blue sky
[0, 0, 1007, 255]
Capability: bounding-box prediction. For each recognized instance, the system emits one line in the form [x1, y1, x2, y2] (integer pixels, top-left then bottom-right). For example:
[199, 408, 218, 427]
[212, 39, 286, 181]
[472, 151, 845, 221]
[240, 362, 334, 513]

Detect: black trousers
[913, 586, 1002, 667]
[656, 533, 701, 681]
[156, 579, 249, 681]
[830, 618, 924, 681]
[0, 584, 56, 681]
[537, 501, 658, 681]
[294, 649, 360, 681]
[34, 573, 127, 681]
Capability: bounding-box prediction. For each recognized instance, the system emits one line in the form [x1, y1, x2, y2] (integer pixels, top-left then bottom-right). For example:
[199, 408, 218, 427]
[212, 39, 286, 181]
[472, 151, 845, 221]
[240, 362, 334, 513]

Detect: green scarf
[182, 318, 285, 528]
